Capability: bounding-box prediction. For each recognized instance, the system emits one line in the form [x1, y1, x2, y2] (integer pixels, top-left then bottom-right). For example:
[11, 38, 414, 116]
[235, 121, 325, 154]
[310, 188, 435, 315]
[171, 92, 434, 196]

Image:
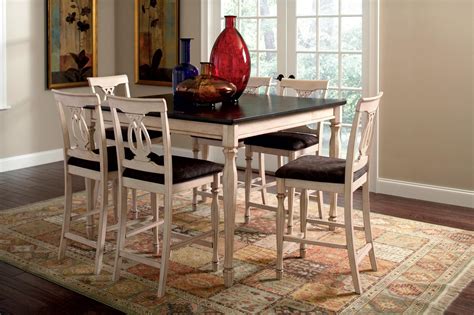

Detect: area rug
[0, 190, 472, 314]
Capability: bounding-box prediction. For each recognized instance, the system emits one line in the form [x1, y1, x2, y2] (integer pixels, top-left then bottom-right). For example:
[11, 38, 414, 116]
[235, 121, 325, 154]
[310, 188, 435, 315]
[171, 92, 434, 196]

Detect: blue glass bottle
[172, 38, 199, 95]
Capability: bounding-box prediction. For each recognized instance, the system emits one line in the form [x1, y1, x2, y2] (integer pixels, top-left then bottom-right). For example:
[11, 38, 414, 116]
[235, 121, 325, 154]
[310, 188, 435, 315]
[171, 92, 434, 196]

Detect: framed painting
[47, 0, 97, 89]
[135, 0, 179, 86]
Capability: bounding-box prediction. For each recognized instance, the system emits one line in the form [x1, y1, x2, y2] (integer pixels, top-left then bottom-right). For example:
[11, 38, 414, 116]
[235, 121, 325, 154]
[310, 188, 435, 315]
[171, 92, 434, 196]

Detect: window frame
[0, 0, 7, 110]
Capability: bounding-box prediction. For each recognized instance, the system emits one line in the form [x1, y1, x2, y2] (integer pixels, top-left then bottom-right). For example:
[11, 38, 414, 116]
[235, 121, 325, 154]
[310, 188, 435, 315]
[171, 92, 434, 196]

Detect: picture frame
[46, 0, 97, 89]
[134, 0, 180, 86]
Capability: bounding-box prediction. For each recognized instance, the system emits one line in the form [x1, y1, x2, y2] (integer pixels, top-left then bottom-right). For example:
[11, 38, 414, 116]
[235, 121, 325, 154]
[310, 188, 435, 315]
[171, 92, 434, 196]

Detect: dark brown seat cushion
[123, 154, 223, 184]
[275, 155, 367, 184]
[68, 147, 133, 172]
[105, 126, 162, 142]
[244, 132, 319, 151]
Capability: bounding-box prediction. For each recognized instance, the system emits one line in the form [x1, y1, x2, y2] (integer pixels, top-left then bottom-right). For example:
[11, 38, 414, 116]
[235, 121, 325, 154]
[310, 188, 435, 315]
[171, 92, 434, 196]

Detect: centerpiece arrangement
[173, 15, 250, 106]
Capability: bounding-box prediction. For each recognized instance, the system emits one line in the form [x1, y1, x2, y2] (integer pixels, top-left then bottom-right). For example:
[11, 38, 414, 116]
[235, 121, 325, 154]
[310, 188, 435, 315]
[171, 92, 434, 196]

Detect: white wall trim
[0, 149, 63, 173]
[377, 178, 474, 209]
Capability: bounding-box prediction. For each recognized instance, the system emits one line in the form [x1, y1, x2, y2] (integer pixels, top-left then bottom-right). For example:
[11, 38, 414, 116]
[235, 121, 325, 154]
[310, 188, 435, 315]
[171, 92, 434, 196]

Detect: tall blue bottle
[172, 38, 199, 94]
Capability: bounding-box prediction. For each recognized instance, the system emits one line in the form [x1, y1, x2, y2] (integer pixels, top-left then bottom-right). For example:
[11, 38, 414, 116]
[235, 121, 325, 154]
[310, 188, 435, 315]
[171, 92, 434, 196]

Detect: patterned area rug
[0, 190, 472, 314]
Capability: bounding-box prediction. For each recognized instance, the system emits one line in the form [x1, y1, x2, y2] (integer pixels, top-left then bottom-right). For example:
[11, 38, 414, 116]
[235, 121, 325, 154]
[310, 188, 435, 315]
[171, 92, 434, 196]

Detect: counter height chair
[191, 76, 273, 208]
[109, 96, 223, 297]
[88, 75, 162, 217]
[244, 79, 328, 229]
[54, 90, 118, 275]
[275, 93, 383, 294]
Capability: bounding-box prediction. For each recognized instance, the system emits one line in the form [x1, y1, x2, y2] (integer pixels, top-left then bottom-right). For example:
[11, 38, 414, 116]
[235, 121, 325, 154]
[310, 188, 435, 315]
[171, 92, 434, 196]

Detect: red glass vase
[210, 15, 251, 104]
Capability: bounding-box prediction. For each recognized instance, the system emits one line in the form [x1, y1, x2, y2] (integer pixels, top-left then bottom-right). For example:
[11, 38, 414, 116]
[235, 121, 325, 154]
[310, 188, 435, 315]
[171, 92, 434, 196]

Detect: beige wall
[0, 0, 116, 159]
[115, 0, 202, 148]
[379, 0, 474, 190]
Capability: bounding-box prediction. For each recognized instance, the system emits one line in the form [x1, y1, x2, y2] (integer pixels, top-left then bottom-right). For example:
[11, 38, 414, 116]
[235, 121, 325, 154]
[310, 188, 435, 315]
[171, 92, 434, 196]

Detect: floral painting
[47, 0, 97, 89]
[135, 0, 179, 86]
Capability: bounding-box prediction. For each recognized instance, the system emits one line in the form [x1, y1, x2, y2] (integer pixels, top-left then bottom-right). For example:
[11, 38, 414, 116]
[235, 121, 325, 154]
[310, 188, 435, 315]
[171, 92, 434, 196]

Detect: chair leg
[58, 173, 73, 261]
[157, 193, 172, 297]
[287, 153, 297, 234]
[200, 144, 210, 203]
[300, 189, 308, 258]
[94, 179, 109, 275]
[112, 179, 118, 223]
[192, 138, 200, 210]
[362, 182, 377, 271]
[151, 193, 160, 256]
[113, 187, 128, 281]
[244, 146, 253, 224]
[316, 190, 324, 219]
[344, 191, 362, 294]
[131, 189, 138, 219]
[211, 174, 220, 271]
[276, 179, 286, 280]
[85, 178, 95, 239]
[258, 153, 267, 205]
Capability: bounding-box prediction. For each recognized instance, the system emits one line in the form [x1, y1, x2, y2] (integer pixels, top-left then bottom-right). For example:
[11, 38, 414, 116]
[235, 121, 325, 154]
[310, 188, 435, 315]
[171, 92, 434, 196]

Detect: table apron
[96, 107, 335, 143]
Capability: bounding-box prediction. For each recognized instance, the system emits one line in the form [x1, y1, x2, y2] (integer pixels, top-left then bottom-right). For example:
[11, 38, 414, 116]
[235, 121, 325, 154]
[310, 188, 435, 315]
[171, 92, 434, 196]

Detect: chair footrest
[170, 230, 214, 251]
[71, 209, 102, 221]
[107, 215, 155, 232]
[356, 243, 373, 264]
[283, 234, 346, 249]
[65, 232, 97, 248]
[248, 201, 278, 212]
[126, 220, 164, 238]
[120, 250, 161, 268]
[306, 218, 365, 231]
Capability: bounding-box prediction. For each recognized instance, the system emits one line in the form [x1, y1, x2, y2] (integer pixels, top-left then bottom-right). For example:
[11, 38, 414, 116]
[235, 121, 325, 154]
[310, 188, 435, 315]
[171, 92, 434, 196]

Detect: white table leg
[222, 126, 238, 287]
[329, 107, 342, 227]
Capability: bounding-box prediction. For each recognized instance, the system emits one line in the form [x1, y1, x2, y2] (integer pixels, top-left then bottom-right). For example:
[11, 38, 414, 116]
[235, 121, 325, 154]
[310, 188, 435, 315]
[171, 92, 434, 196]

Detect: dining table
[92, 93, 346, 287]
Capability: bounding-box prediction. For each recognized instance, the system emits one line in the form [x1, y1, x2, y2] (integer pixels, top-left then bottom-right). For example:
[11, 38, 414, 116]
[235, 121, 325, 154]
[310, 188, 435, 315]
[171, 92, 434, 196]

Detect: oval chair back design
[107, 96, 172, 186]
[88, 75, 131, 101]
[244, 76, 272, 95]
[278, 78, 328, 98]
[52, 90, 107, 172]
[345, 93, 383, 183]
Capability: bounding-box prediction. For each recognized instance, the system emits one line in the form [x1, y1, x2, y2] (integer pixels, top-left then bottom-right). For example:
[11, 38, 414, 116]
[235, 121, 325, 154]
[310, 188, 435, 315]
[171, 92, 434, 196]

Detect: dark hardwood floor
[0, 161, 472, 314]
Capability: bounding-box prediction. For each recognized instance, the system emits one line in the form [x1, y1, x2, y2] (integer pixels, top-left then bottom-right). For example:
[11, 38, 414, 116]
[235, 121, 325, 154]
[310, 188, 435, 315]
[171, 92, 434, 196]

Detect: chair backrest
[278, 78, 328, 98]
[345, 93, 384, 183]
[88, 75, 131, 101]
[107, 96, 172, 187]
[53, 90, 108, 172]
[244, 76, 272, 95]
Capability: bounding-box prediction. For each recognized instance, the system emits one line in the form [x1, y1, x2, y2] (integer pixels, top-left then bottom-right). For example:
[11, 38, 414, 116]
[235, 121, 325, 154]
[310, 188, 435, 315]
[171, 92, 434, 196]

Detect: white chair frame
[191, 76, 273, 207]
[109, 96, 221, 297]
[54, 90, 117, 275]
[275, 93, 383, 294]
[244, 79, 329, 228]
[88, 75, 161, 218]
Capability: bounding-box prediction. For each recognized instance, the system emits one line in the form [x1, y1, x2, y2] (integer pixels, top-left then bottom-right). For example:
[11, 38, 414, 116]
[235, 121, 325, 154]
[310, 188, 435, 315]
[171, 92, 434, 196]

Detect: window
[0, 0, 6, 110]
[208, 0, 378, 154]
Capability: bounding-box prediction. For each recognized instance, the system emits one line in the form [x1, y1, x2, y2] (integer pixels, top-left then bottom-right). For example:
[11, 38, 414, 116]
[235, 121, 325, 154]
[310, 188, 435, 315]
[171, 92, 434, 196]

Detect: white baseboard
[376, 178, 474, 208]
[0, 149, 63, 173]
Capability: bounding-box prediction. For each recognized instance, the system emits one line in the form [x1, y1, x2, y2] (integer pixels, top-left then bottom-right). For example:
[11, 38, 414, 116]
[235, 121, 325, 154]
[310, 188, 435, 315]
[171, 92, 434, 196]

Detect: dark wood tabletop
[136, 93, 346, 125]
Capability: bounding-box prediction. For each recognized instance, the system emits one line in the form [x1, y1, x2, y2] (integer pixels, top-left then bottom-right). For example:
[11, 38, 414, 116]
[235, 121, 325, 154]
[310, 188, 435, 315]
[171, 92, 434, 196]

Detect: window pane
[341, 0, 362, 15]
[319, 17, 338, 51]
[259, 52, 278, 77]
[341, 17, 362, 51]
[250, 52, 258, 77]
[240, 19, 257, 50]
[222, 0, 238, 16]
[240, 0, 257, 16]
[319, 0, 338, 15]
[297, 53, 317, 80]
[259, 18, 277, 50]
[297, 18, 316, 51]
[260, 0, 277, 16]
[341, 90, 362, 124]
[319, 54, 338, 87]
[342, 54, 362, 88]
[296, 0, 316, 16]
